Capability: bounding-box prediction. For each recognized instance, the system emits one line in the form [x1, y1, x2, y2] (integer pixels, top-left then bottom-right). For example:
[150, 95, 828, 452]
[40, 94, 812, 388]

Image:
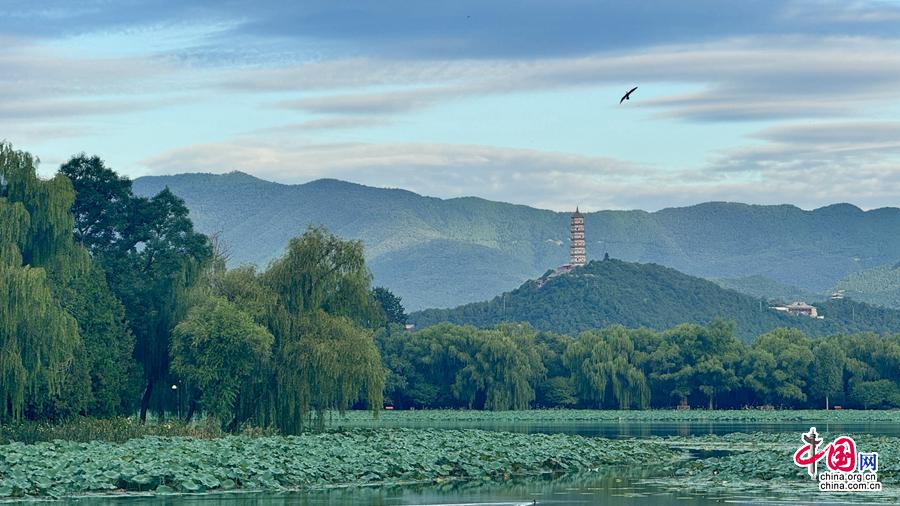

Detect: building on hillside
[830, 290, 845, 300]
[537, 208, 587, 288]
[770, 301, 823, 319]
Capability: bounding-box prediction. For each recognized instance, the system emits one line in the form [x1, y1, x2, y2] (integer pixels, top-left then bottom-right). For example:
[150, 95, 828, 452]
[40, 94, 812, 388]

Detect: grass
[0, 417, 274, 444]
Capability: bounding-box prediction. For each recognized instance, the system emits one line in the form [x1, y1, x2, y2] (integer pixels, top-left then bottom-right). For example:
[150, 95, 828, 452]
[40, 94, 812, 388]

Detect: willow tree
[171, 296, 273, 428]
[276, 311, 384, 432]
[262, 227, 384, 432]
[565, 326, 649, 409]
[452, 324, 545, 410]
[0, 143, 81, 421]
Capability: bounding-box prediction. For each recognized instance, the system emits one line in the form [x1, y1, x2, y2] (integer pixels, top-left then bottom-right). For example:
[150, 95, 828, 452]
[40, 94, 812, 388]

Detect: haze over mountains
[133, 171, 900, 311]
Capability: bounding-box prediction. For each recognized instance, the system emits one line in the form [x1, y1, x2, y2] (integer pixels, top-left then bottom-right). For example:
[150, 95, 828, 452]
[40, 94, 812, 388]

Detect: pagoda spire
[570, 208, 585, 266]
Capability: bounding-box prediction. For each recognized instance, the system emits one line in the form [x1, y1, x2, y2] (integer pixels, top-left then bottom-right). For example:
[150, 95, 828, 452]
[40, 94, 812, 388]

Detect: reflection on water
[58, 468, 877, 506]
[58, 469, 737, 506]
[332, 420, 900, 439]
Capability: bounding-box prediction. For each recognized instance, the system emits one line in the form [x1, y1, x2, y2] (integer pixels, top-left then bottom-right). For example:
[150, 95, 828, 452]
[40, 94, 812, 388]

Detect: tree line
[3, 142, 899, 435]
[380, 321, 900, 410]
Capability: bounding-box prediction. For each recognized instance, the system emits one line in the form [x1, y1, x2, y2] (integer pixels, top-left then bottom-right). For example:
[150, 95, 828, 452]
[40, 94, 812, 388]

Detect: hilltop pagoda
[536, 207, 587, 287]
[570, 207, 586, 267]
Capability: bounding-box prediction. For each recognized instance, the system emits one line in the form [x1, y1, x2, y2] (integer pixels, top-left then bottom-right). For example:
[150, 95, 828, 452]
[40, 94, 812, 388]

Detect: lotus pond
[2, 411, 898, 504]
[0, 428, 676, 499]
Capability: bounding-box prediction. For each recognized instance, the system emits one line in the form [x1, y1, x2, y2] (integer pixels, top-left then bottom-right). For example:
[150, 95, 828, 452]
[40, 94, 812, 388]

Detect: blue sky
[3, 0, 900, 211]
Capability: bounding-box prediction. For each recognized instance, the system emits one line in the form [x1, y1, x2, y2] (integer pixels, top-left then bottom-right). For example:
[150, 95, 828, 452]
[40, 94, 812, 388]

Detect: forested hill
[409, 259, 900, 340]
[133, 172, 900, 310]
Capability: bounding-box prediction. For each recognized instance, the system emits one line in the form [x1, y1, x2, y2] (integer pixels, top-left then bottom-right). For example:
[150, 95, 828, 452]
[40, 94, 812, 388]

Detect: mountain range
[133, 172, 900, 310]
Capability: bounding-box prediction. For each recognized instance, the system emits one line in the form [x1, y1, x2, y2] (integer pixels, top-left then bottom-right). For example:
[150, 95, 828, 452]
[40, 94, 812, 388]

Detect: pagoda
[570, 207, 586, 267]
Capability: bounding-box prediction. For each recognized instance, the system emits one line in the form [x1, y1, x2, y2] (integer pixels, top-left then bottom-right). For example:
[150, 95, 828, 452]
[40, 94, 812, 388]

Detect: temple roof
[573, 206, 583, 217]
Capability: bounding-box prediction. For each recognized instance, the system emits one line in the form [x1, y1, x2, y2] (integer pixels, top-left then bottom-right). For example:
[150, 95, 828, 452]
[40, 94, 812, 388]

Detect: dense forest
[379, 321, 900, 410]
[411, 259, 900, 340]
[3, 141, 900, 435]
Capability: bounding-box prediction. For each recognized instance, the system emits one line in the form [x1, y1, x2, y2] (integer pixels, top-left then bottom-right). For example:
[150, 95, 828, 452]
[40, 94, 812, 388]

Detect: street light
[171, 384, 180, 419]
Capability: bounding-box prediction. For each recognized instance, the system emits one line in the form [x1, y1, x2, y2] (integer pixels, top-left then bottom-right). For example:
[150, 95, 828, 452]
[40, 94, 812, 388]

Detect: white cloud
[140, 135, 900, 211]
[217, 37, 900, 124]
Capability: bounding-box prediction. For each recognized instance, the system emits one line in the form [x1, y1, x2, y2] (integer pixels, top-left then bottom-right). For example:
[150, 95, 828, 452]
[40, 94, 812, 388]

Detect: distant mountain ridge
[133, 171, 900, 310]
[410, 259, 900, 340]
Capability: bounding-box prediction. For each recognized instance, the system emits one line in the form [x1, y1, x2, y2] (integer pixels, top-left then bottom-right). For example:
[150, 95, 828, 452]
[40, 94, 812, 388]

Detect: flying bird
[619, 86, 638, 104]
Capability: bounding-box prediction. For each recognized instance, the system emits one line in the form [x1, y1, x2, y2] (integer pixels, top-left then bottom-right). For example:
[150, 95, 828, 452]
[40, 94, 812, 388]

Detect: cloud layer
[3, 1, 900, 212]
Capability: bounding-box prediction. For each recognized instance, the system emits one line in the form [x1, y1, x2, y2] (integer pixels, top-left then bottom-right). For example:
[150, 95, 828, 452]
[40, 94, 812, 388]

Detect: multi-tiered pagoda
[570, 207, 585, 267]
[536, 207, 587, 287]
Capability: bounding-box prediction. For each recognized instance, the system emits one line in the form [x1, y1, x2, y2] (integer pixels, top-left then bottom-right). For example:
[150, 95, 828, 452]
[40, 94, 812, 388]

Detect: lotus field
[2, 411, 899, 500]
[0, 428, 675, 498]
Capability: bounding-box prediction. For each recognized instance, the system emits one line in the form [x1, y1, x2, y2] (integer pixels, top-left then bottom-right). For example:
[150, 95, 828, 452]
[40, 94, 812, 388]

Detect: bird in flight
[620, 86, 638, 104]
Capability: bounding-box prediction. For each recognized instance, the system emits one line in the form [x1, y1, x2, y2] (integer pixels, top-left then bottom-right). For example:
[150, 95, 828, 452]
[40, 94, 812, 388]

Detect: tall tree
[110, 189, 211, 421]
[61, 155, 212, 421]
[810, 338, 845, 410]
[373, 287, 408, 325]
[0, 143, 82, 421]
[261, 227, 384, 432]
[565, 326, 649, 409]
[171, 296, 273, 429]
[58, 155, 132, 252]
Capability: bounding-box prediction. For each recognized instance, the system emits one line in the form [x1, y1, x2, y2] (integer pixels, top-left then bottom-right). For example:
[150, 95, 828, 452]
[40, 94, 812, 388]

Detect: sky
[3, 0, 900, 211]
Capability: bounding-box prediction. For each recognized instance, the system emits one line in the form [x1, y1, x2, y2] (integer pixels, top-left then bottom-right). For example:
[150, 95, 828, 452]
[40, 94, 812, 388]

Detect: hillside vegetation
[133, 172, 900, 310]
[410, 259, 900, 340]
[711, 275, 817, 302]
[834, 261, 900, 309]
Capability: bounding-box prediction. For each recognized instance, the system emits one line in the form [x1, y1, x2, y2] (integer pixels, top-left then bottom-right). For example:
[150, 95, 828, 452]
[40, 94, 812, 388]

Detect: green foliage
[62, 155, 213, 420]
[741, 329, 813, 406]
[565, 326, 649, 409]
[809, 338, 845, 408]
[58, 154, 132, 252]
[171, 297, 273, 428]
[256, 227, 385, 432]
[834, 261, 900, 309]
[1, 144, 82, 421]
[373, 286, 408, 325]
[376, 323, 545, 410]
[0, 259, 80, 421]
[412, 259, 900, 340]
[0, 417, 229, 445]
[44, 248, 141, 418]
[712, 275, 817, 302]
[275, 311, 384, 432]
[184, 227, 386, 433]
[377, 319, 900, 410]
[262, 227, 381, 326]
[2, 144, 142, 421]
[0, 428, 678, 498]
[648, 431, 900, 497]
[331, 408, 900, 427]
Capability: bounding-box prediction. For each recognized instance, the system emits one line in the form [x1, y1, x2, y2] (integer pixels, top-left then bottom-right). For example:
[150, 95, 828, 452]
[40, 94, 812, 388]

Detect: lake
[48, 415, 900, 505]
[333, 416, 900, 438]
[58, 469, 884, 505]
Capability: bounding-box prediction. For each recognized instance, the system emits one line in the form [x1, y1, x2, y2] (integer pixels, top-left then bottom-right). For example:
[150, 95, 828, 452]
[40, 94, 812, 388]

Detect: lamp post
[171, 384, 180, 419]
